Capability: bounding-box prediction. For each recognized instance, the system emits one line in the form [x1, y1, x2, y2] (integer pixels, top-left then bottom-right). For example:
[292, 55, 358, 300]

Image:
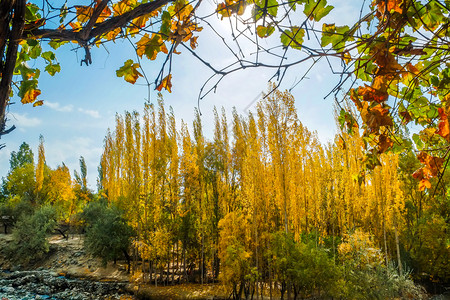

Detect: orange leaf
[98, 5, 112, 22]
[417, 152, 444, 177]
[358, 84, 388, 103]
[116, 59, 142, 84]
[156, 74, 172, 93]
[105, 27, 121, 41]
[22, 88, 41, 104]
[436, 107, 450, 139]
[375, 0, 403, 14]
[412, 168, 424, 180]
[190, 36, 198, 49]
[69, 22, 82, 32]
[360, 103, 393, 130]
[33, 100, 44, 107]
[418, 179, 431, 191]
[406, 62, 419, 75]
[387, 0, 403, 13]
[129, 15, 148, 34]
[399, 110, 412, 125]
[372, 47, 402, 75]
[113, 0, 136, 16]
[76, 6, 93, 23]
[377, 134, 393, 153]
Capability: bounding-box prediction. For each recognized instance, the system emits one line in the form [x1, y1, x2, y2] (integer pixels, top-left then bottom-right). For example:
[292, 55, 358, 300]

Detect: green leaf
[18, 79, 40, 103]
[60, 4, 68, 23]
[304, 0, 333, 21]
[28, 44, 42, 59]
[355, 59, 376, 82]
[338, 109, 347, 129]
[41, 51, 55, 62]
[25, 3, 40, 22]
[44, 63, 61, 76]
[412, 133, 424, 150]
[48, 40, 68, 50]
[116, 59, 143, 84]
[253, 0, 264, 21]
[281, 27, 305, 50]
[321, 23, 350, 50]
[267, 0, 278, 16]
[256, 25, 275, 38]
[27, 39, 38, 47]
[160, 11, 171, 36]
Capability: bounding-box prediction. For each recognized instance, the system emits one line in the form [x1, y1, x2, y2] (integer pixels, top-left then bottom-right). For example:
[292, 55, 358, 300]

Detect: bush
[81, 201, 134, 269]
[270, 231, 342, 299]
[339, 230, 426, 299]
[8, 206, 56, 264]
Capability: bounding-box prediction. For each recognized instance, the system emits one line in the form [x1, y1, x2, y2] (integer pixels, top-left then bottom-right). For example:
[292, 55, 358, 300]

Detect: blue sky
[0, 0, 362, 189]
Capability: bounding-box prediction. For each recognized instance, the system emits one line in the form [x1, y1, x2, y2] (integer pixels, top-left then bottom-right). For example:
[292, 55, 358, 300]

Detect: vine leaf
[436, 108, 449, 140]
[157, 74, 172, 92]
[116, 59, 143, 84]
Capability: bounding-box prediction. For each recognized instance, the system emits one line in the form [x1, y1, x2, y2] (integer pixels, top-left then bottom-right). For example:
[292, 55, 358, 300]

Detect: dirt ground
[0, 233, 130, 282]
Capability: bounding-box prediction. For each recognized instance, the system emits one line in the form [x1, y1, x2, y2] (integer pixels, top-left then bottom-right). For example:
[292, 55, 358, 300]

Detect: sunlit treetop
[1, 0, 450, 190]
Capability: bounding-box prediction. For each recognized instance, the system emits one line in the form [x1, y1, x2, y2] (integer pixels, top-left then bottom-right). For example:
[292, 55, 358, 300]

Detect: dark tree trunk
[0, 0, 24, 140]
[122, 249, 131, 273]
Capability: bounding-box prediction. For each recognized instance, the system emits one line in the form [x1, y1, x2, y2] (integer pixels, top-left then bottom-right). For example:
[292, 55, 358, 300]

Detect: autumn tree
[0, 142, 34, 203]
[94, 86, 438, 292]
[46, 163, 76, 221]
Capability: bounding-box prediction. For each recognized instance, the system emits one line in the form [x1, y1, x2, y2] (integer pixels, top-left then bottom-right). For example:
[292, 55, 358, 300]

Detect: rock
[0, 269, 133, 300]
[3, 286, 15, 293]
[73, 251, 84, 257]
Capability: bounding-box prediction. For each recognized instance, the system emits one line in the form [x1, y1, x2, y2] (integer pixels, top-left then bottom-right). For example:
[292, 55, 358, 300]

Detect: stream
[0, 269, 134, 300]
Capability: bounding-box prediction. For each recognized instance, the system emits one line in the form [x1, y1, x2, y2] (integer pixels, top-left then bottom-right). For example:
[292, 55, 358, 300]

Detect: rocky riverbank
[0, 269, 133, 300]
[0, 234, 227, 300]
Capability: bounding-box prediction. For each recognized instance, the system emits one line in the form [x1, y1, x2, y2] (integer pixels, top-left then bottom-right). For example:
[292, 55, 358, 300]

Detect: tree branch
[80, 0, 110, 40]
[25, 0, 172, 43]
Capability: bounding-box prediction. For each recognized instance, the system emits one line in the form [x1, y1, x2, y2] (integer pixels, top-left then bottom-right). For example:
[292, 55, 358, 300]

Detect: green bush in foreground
[8, 206, 56, 264]
[82, 200, 134, 269]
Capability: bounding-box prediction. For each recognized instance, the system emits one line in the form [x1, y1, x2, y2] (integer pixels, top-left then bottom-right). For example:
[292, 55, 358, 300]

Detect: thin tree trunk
[183, 246, 187, 282]
[176, 241, 179, 283]
[155, 263, 158, 287]
[383, 216, 389, 266]
[201, 232, 204, 284]
[394, 218, 403, 275]
[269, 260, 272, 300]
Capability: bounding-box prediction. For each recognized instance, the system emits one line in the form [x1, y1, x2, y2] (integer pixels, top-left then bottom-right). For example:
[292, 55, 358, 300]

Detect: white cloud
[45, 101, 74, 112]
[11, 113, 42, 128]
[78, 108, 100, 118]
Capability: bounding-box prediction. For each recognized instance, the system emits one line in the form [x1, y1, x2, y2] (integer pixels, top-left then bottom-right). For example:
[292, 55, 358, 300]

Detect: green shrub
[82, 201, 134, 268]
[8, 206, 56, 264]
[270, 231, 342, 299]
[339, 230, 426, 299]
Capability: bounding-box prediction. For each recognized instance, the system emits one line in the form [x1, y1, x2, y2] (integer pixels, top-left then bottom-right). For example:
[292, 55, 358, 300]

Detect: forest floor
[0, 233, 228, 300]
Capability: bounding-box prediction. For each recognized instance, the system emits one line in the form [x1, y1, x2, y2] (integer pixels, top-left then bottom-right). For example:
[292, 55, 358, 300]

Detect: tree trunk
[383, 216, 389, 266]
[183, 246, 187, 282]
[123, 249, 131, 273]
[201, 232, 204, 284]
[394, 218, 403, 275]
[0, 0, 24, 141]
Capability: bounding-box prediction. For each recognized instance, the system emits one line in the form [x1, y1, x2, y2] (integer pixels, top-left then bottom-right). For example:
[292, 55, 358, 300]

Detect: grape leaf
[116, 59, 143, 84]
